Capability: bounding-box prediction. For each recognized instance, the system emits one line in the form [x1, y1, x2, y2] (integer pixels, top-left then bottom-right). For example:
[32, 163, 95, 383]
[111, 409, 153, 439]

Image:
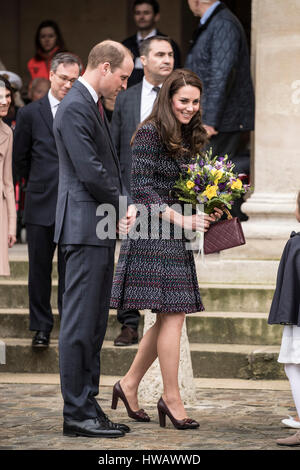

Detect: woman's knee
[159, 312, 185, 328]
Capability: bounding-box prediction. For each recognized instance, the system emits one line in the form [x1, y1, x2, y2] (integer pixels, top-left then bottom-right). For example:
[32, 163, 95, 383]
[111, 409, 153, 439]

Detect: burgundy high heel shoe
[157, 397, 199, 430]
[111, 381, 150, 422]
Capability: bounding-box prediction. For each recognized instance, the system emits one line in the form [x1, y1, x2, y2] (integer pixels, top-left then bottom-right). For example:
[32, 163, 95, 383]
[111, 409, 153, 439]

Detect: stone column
[242, 0, 300, 258]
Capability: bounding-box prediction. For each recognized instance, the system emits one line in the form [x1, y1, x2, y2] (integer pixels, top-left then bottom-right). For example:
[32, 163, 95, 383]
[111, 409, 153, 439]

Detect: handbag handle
[223, 207, 232, 220]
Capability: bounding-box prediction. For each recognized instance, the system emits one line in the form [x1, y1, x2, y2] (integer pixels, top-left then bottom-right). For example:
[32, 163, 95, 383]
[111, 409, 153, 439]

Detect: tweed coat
[110, 123, 204, 314]
[0, 119, 16, 275]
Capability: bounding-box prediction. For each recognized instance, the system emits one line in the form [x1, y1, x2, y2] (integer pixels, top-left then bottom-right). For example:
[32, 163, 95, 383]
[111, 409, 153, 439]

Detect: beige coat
[0, 119, 16, 275]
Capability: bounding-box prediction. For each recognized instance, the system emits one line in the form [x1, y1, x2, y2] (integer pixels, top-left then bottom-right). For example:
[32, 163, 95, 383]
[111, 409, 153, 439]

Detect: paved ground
[0, 375, 299, 452]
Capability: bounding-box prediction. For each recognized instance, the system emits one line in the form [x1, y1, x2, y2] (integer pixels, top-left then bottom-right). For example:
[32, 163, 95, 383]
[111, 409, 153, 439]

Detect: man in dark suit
[53, 40, 136, 438]
[111, 36, 174, 346]
[185, 0, 255, 220]
[13, 53, 81, 348]
[123, 0, 180, 87]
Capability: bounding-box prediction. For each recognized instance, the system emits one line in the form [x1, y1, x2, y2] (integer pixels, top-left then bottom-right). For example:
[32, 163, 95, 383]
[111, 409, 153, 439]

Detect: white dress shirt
[78, 76, 98, 103]
[135, 29, 158, 70]
[140, 77, 161, 122]
[48, 90, 61, 118]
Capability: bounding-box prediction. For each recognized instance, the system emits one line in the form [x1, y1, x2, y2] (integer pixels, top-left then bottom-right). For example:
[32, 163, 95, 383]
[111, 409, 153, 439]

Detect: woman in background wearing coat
[0, 76, 17, 275]
[27, 20, 66, 81]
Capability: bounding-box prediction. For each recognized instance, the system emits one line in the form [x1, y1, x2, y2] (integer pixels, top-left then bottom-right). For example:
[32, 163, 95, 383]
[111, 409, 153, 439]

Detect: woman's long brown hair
[132, 69, 208, 157]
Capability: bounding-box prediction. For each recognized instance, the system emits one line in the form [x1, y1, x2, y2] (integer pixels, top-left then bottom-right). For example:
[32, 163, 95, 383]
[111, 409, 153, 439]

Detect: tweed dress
[110, 123, 204, 314]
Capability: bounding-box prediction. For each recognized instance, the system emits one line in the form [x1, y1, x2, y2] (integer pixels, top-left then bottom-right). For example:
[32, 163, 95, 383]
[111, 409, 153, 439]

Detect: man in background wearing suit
[123, 0, 180, 87]
[111, 35, 174, 347]
[13, 53, 81, 348]
[53, 40, 136, 438]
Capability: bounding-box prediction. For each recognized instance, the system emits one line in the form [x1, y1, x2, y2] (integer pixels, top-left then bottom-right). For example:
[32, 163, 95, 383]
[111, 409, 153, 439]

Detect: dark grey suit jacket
[110, 82, 143, 193]
[13, 95, 59, 226]
[53, 80, 131, 246]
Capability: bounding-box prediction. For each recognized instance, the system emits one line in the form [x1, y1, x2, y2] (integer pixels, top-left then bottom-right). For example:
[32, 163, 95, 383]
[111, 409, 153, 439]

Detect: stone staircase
[0, 244, 286, 381]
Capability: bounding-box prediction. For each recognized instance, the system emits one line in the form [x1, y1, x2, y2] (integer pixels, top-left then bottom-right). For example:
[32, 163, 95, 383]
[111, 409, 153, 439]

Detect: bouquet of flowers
[173, 149, 250, 215]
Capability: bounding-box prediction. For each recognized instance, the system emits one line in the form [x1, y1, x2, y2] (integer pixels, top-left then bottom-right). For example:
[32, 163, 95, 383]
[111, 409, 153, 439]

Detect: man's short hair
[133, 0, 160, 15]
[87, 41, 132, 72]
[139, 35, 172, 57]
[50, 52, 82, 74]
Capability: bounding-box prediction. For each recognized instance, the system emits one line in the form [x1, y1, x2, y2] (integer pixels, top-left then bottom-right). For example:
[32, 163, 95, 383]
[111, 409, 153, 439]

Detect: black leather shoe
[32, 331, 50, 348]
[63, 417, 125, 438]
[114, 326, 138, 346]
[98, 412, 130, 433]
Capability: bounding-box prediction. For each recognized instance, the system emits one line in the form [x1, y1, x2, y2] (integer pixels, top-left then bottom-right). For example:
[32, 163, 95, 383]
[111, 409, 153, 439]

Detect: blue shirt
[200, 1, 221, 25]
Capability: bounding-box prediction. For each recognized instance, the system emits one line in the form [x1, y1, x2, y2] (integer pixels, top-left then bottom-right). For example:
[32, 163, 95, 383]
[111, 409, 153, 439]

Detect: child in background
[268, 190, 300, 446]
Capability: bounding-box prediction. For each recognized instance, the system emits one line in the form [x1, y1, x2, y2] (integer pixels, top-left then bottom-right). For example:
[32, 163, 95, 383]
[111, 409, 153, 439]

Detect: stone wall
[0, 0, 186, 85]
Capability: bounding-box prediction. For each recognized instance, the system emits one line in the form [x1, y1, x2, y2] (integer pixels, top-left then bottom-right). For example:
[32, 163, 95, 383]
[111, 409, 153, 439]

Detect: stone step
[0, 309, 283, 345]
[0, 338, 285, 380]
[0, 373, 289, 391]
[3, 256, 280, 285]
[0, 280, 275, 312]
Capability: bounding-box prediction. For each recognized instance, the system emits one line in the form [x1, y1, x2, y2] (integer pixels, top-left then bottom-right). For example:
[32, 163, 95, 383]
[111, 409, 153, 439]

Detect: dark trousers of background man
[207, 131, 251, 221]
[27, 223, 65, 333]
[117, 309, 140, 330]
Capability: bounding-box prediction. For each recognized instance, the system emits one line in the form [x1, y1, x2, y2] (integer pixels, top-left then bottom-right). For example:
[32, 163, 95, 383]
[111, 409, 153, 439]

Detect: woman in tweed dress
[110, 69, 222, 429]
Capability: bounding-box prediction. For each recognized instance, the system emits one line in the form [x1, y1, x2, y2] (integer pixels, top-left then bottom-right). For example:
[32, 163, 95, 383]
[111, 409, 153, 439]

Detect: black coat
[13, 95, 59, 226]
[185, 2, 254, 133]
[268, 232, 300, 326]
[110, 81, 143, 193]
[123, 30, 181, 88]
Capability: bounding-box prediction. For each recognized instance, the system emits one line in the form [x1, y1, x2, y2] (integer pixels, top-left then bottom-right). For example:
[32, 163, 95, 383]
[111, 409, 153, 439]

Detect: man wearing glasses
[13, 53, 81, 349]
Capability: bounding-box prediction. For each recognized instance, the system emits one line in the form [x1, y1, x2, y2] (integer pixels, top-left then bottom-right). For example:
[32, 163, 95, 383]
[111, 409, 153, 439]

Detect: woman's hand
[210, 207, 224, 221]
[8, 234, 16, 248]
[182, 213, 215, 233]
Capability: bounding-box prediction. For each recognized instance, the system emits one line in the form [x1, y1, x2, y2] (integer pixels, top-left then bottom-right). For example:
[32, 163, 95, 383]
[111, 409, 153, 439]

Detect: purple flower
[218, 182, 227, 191]
[195, 175, 202, 186]
[215, 162, 223, 170]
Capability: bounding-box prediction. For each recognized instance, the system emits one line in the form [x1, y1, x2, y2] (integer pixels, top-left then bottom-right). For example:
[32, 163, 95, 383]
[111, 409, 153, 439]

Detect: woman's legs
[285, 364, 300, 419]
[120, 315, 162, 411]
[157, 312, 187, 419]
[120, 312, 188, 419]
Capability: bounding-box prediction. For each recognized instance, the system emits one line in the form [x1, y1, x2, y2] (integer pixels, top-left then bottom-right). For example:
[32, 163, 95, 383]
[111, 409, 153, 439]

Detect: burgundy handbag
[204, 210, 246, 254]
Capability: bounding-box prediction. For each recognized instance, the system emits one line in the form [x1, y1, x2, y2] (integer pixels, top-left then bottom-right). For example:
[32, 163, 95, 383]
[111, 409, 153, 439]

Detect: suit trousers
[59, 243, 115, 420]
[207, 131, 250, 220]
[26, 223, 65, 333]
[117, 308, 140, 330]
[206, 131, 243, 161]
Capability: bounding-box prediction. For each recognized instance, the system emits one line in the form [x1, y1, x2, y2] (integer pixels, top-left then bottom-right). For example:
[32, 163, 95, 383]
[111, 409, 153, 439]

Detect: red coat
[27, 47, 60, 80]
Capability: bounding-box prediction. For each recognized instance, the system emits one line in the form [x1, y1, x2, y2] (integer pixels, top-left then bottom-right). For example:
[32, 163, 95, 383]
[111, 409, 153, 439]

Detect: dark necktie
[97, 98, 104, 121]
[152, 86, 160, 95]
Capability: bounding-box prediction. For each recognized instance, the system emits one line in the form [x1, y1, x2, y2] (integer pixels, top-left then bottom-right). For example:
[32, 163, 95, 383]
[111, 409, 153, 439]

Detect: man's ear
[154, 13, 160, 24]
[100, 62, 111, 75]
[140, 55, 147, 67]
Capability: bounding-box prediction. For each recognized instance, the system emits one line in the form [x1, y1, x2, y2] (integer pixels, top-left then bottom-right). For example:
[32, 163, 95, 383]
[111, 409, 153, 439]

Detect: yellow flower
[211, 169, 223, 185]
[231, 179, 243, 190]
[186, 180, 195, 190]
[203, 185, 218, 200]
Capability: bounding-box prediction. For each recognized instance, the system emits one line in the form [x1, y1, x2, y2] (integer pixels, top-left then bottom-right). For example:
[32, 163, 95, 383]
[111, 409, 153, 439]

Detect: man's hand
[203, 124, 218, 138]
[117, 204, 137, 235]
